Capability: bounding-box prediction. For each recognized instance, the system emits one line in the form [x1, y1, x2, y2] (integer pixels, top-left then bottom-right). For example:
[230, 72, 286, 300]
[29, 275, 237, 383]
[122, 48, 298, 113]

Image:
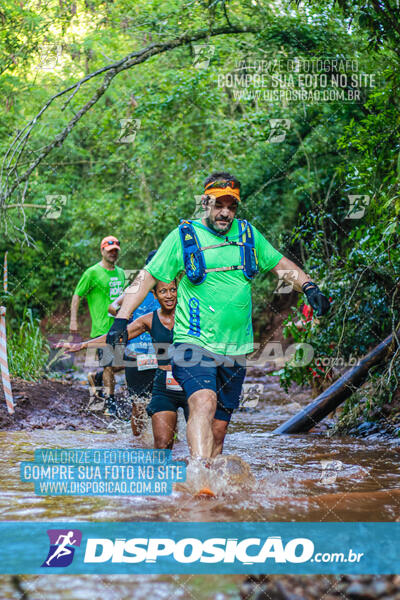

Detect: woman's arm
[61, 313, 153, 352]
[60, 333, 107, 353]
[126, 314, 150, 339]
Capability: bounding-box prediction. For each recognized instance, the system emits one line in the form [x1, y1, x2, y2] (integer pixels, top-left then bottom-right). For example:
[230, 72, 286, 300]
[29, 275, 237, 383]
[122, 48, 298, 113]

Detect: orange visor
[204, 182, 240, 202]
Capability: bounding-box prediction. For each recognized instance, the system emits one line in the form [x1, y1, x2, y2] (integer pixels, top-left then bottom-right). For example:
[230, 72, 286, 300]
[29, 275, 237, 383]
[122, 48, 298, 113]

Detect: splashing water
[176, 454, 256, 497]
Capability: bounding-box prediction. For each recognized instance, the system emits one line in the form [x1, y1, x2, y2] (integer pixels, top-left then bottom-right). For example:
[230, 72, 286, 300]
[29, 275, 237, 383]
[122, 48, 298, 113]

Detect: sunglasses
[205, 180, 240, 191]
[105, 240, 120, 247]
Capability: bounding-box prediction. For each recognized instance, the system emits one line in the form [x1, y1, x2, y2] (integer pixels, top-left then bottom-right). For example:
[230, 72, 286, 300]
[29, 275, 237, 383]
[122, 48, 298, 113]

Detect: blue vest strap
[179, 219, 258, 284]
[179, 220, 207, 285]
[239, 219, 259, 280]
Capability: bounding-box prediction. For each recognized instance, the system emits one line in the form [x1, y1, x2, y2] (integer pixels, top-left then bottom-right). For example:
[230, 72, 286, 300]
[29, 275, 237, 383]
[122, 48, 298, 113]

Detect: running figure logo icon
[41, 529, 82, 567]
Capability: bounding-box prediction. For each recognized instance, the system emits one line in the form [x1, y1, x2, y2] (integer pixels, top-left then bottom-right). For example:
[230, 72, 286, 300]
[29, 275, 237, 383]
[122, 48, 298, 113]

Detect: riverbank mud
[0, 377, 108, 431]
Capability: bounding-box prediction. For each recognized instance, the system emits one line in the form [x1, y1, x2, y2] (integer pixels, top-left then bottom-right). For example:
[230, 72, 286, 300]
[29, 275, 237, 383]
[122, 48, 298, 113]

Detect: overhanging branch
[0, 24, 260, 209]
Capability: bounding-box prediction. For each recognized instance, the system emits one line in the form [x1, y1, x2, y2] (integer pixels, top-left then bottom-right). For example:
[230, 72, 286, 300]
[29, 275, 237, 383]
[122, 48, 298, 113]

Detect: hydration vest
[178, 219, 259, 285]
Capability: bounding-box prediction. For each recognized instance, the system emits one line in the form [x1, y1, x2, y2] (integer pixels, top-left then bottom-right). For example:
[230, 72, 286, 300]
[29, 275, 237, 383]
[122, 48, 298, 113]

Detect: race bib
[137, 353, 158, 371]
[166, 370, 182, 391]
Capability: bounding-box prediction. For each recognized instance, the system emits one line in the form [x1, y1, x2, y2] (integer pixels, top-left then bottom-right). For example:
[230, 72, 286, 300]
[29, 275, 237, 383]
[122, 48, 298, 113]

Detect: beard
[206, 215, 233, 234]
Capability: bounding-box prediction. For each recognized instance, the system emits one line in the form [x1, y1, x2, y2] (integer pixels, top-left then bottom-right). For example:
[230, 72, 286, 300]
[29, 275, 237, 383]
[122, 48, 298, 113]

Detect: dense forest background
[0, 0, 399, 429]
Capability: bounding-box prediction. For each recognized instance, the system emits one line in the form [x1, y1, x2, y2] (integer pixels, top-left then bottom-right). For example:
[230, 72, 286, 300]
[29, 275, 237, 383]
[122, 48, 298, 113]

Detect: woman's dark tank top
[150, 310, 173, 366]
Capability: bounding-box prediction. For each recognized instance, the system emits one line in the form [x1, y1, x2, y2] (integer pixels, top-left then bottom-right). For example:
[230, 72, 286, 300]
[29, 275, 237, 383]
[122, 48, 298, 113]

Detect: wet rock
[346, 582, 374, 598]
[262, 382, 283, 390]
[246, 365, 276, 377]
[371, 580, 393, 596]
[335, 582, 349, 592]
[240, 576, 269, 599]
[253, 591, 283, 600]
[359, 576, 374, 583]
[253, 585, 293, 600]
[292, 393, 309, 403]
[239, 576, 400, 600]
[275, 582, 305, 600]
[357, 422, 374, 433]
[240, 581, 254, 599]
[239, 578, 307, 600]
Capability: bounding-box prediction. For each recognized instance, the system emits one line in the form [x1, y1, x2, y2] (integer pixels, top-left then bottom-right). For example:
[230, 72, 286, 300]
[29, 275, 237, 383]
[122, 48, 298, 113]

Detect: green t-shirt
[74, 263, 125, 337]
[145, 219, 283, 355]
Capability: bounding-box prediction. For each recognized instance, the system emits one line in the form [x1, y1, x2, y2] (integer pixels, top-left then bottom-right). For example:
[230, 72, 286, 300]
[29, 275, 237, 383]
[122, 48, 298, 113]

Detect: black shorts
[146, 369, 189, 420]
[124, 356, 156, 397]
[171, 343, 246, 423]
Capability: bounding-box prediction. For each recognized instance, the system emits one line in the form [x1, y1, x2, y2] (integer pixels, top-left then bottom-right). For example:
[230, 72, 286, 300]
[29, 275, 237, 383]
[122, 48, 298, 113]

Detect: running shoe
[104, 394, 118, 417]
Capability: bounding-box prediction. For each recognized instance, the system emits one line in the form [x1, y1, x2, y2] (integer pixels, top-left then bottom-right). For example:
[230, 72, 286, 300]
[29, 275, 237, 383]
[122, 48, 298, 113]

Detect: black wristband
[302, 281, 317, 293]
[106, 317, 128, 347]
[113, 317, 128, 327]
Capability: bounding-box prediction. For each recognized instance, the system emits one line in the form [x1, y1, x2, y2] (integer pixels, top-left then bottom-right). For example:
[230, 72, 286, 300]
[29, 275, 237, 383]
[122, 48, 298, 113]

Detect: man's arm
[271, 256, 330, 316]
[106, 270, 157, 345]
[71, 268, 92, 333]
[117, 270, 157, 318]
[70, 294, 81, 333]
[271, 256, 312, 292]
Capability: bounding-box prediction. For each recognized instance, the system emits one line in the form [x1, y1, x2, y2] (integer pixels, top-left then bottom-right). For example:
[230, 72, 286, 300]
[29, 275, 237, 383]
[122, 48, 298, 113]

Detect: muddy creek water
[1, 370, 399, 524]
[1, 370, 399, 599]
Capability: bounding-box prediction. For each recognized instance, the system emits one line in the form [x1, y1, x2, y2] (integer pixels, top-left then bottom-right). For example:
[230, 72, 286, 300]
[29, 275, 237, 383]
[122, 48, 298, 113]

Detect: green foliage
[1, 0, 357, 325]
[276, 39, 400, 426]
[0, 0, 399, 431]
[276, 305, 316, 392]
[7, 308, 50, 381]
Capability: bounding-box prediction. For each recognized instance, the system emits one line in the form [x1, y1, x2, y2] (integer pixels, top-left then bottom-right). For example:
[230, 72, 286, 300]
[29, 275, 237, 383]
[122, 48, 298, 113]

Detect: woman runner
[63, 279, 188, 449]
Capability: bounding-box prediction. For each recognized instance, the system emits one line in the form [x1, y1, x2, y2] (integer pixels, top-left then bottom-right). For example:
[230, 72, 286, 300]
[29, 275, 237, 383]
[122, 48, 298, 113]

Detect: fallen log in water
[274, 326, 400, 434]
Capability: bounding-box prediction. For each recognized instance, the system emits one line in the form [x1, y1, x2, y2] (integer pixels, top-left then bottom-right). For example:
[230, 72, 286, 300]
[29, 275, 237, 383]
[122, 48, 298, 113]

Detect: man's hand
[106, 317, 128, 347]
[108, 294, 123, 317]
[69, 320, 78, 334]
[302, 282, 331, 316]
[108, 301, 119, 317]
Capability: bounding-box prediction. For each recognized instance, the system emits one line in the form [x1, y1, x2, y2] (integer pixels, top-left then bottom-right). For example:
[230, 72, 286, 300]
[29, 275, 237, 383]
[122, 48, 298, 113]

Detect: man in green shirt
[70, 235, 125, 414]
[107, 172, 330, 458]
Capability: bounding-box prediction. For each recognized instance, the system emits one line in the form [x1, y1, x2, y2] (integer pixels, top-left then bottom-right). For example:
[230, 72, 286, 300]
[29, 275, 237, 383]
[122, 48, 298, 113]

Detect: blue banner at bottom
[0, 522, 398, 574]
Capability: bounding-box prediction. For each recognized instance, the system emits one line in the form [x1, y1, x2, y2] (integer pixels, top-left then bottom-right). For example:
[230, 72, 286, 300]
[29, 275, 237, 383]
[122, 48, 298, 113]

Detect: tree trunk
[273, 326, 400, 434]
